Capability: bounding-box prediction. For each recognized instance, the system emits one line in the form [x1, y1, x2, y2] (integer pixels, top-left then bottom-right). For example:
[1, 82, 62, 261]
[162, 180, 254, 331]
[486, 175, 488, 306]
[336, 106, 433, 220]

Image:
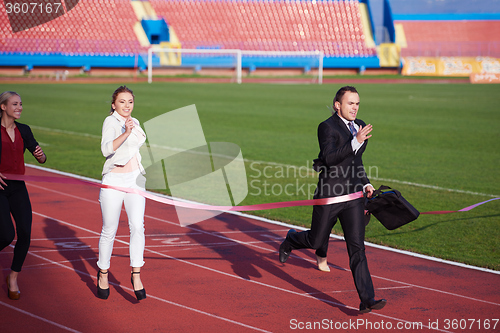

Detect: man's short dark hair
[333, 86, 358, 107]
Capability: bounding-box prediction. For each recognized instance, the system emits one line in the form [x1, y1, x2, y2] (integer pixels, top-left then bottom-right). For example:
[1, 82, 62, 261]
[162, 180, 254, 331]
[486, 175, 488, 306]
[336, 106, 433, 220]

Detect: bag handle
[364, 185, 388, 208]
[370, 185, 392, 198]
[364, 185, 401, 204]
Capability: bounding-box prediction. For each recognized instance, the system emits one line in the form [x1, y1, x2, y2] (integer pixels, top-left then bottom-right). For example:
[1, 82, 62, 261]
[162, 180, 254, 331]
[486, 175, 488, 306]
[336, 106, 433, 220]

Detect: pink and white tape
[3, 174, 499, 214]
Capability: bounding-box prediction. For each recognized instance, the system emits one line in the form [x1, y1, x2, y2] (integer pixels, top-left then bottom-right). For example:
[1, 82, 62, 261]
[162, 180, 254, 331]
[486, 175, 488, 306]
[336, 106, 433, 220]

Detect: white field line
[371, 177, 498, 198]
[26, 164, 500, 276]
[30, 125, 101, 139]
[29, 211, 452, 333]
[29, 126, 498, 198]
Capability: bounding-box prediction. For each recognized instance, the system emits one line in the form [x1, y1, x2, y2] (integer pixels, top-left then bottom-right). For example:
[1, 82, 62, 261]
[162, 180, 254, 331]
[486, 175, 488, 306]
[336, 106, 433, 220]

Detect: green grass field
[2, 81, 499, 270]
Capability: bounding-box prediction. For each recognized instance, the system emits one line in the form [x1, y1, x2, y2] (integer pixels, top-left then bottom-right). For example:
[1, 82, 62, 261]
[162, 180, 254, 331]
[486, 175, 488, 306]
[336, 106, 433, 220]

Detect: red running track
[1, 166, 499, 332]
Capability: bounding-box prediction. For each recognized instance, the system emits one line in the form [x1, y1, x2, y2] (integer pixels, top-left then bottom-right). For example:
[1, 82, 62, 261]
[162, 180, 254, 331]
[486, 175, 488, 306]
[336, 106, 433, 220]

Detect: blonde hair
[0, 91, 21, 118]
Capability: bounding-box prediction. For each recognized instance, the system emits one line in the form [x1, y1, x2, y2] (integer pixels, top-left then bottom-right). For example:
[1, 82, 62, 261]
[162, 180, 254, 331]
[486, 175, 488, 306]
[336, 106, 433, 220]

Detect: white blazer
[101, 112, 146, 175]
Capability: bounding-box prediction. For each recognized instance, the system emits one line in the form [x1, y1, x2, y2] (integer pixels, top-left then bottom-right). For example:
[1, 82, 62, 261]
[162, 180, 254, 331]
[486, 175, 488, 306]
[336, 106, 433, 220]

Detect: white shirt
[338, 115, 373, 193]
[101, 112, 146, 175]
[338, 116, 364, 154]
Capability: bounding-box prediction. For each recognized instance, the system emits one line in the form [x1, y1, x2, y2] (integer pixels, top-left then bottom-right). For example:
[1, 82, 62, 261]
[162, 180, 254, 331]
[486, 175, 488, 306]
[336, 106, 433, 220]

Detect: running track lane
[0, 166, 499, 332]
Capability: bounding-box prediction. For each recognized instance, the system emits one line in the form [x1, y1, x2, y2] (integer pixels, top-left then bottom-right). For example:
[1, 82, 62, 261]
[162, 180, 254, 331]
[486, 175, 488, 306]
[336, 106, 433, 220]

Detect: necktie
[348, 122, 357, 137]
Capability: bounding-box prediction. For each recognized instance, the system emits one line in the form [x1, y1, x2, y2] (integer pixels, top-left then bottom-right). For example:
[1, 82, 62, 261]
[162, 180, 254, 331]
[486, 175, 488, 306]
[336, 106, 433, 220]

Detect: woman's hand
[33, 145, 46, 164]
[124, 118, 135, 135]
[112, 119, 135, 151]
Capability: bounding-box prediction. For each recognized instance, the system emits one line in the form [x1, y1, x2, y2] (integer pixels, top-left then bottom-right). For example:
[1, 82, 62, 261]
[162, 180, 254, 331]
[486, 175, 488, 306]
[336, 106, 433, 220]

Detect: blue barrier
[0, 52, 148, 70]
[389, 0, 500, 16]
[0, 52, 381, 70]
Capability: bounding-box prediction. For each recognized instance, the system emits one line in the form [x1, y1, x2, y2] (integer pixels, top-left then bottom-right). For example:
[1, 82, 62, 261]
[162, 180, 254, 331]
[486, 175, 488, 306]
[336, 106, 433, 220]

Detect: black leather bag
[364, 185, 420, 230]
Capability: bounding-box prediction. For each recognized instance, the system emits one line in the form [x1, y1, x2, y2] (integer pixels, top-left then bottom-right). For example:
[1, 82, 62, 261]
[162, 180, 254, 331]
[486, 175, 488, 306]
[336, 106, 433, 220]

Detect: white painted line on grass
[26, 131, 499, 198]
[30, 126, 101, 139]
[372, 177, 498, 198]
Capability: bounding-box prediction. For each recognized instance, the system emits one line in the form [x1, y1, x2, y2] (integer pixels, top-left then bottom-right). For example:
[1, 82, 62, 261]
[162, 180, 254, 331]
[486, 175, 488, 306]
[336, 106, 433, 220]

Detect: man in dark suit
[279, 86, 387, 313]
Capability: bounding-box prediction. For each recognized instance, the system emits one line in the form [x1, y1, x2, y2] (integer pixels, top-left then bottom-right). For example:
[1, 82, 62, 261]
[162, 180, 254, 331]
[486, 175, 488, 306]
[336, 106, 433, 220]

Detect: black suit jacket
[313, 113, 370, 198]
[0, 121, 39, 166]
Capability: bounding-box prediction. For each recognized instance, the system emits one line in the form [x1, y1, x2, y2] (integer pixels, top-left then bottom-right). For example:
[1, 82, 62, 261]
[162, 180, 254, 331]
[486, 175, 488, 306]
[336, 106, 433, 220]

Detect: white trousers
[97, 170, 146, 270]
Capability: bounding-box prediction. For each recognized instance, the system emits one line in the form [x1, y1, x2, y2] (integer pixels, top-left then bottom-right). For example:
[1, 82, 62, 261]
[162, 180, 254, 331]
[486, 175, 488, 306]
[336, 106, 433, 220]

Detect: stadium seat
[149, 0, 376, 57]
[398, 20, 500, 57]
[0, 0, 146, 55]
[0, 0, 378, 61]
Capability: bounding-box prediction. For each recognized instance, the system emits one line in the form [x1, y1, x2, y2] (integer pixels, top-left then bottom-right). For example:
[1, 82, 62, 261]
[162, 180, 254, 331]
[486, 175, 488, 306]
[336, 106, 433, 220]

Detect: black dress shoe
[279, 229, 296, 263]
[359, 299, 387, 313]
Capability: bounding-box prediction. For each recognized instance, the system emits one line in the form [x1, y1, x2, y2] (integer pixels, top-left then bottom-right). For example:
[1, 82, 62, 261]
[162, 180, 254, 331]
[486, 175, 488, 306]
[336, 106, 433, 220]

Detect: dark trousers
[286, 198, 375, 303]
[0, 180, 32, 272]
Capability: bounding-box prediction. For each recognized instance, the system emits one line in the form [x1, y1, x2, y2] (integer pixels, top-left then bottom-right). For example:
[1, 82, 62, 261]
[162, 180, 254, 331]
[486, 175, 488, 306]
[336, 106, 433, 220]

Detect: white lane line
[28, 209, 460, 333]
[141, 241, 454, 332]
[31, 211, 452, 332]
[27, 232, 220, 242]
[29, 177, 500, 304]
[0, 300, 81, 333]
[28, 183, 98, 205]
[373, 274, 500, 306]
[25, 165, 500, 274]
[8, 257, 97, 270]
[307, 285, 414, 296]
[30, 212, 271, 333]
[145, 214, 500, 306]
[229, 210, 500, 275]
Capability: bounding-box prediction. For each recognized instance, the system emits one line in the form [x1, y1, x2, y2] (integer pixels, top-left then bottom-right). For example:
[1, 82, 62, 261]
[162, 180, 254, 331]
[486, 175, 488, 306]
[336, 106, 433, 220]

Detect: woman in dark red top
[0, 91, 46, 300]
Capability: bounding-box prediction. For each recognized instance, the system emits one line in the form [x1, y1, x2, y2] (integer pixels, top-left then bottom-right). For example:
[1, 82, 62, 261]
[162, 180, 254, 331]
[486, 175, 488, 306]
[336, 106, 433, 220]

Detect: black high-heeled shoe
[97, 270, 109, 300]
[131, 272, 146, 300]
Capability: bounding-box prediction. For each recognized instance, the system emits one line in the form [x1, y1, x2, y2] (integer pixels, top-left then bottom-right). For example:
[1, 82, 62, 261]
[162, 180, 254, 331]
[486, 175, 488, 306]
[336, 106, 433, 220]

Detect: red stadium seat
[1, 0, 145, 55]
[0, 0, 377, 58]
[149, 0, 376, 57]
[398, 20, 500, 57]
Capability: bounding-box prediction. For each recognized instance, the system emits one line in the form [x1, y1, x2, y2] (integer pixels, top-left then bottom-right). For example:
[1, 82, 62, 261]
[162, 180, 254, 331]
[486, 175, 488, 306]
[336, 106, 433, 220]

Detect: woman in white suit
[96, 86, 147, 301]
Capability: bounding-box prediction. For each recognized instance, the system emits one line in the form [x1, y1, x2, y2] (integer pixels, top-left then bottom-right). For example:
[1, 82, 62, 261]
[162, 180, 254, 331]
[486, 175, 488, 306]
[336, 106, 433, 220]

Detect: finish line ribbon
[2, 174, 362, 211]
[419, 197, 500, 215]
[3, 174, 499, 213]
